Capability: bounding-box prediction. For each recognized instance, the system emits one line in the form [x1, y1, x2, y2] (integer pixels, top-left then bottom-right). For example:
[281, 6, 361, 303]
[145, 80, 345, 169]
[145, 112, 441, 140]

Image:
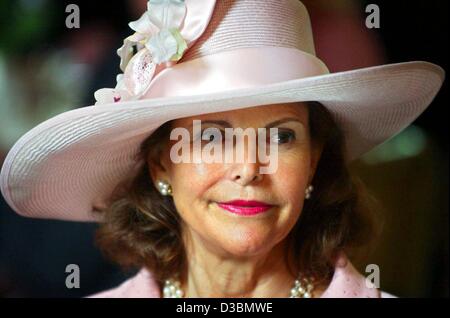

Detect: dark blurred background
[0, 0, 448, 297]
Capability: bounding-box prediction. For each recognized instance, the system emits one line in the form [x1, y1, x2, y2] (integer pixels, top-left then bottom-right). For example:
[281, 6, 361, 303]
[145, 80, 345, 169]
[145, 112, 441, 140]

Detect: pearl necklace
[163, 274, 315, 298]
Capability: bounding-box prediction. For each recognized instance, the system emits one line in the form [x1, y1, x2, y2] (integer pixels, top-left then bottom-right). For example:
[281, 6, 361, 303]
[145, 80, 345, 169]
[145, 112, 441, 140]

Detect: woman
[0, 0, 444, 298]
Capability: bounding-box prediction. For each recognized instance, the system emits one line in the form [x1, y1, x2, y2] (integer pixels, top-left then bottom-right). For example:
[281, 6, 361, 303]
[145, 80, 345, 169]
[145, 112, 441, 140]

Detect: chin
[217, 228, 274, 257]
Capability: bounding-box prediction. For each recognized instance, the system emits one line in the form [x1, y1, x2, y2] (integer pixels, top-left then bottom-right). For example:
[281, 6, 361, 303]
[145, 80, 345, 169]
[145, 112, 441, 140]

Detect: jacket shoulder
[380, 291, 397, 298]
[85, 268, 161, 298]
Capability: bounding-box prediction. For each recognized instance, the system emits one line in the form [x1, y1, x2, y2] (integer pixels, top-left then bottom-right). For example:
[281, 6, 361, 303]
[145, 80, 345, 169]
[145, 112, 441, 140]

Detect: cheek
[169, 162, 222, 217]
[274, 149, 311, 207]
[171, 162, 221, 195]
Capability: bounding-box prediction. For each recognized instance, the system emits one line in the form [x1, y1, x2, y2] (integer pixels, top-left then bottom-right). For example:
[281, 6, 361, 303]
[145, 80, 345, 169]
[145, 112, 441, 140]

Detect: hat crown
[180, 0, 316, 63]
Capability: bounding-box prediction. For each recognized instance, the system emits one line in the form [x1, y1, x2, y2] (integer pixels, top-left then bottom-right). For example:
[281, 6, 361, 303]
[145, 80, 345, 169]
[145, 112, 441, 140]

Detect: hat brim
[0, 61, 444, 221]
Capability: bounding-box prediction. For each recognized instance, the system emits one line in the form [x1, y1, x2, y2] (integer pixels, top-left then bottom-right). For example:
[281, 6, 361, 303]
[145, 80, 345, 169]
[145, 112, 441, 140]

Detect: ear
[147, 142, 172, 187]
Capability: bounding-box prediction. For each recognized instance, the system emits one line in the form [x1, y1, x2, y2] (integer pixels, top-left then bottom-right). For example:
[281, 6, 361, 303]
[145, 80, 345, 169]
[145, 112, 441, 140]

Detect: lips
[217, 200, 273, 216]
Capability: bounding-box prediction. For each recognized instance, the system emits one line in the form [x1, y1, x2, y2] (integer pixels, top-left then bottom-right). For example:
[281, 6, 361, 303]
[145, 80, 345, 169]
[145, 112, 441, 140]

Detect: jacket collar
[96, 252, 380, 298]
[319, 252, 380, 298]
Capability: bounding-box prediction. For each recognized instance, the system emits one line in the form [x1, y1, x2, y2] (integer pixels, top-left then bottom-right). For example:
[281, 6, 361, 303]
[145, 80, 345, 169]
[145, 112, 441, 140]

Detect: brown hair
[94, 101, 382, 291]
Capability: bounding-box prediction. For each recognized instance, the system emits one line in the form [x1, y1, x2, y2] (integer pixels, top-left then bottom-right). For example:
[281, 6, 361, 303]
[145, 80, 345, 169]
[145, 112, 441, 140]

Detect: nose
[228, 138, 264, 186]
[231, 164, 263, 186]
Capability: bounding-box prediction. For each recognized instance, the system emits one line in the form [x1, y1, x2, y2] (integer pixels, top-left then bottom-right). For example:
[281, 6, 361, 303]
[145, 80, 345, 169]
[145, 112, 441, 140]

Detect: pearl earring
[305, 184, 314, 199]
[157, 180, 173, 196]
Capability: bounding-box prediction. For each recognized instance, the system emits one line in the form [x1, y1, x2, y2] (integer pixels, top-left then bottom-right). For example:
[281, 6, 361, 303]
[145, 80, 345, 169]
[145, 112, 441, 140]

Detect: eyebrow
[265, 117, 304, 128]
[197, 120, 232, 128]
[192, 117, 304, 129]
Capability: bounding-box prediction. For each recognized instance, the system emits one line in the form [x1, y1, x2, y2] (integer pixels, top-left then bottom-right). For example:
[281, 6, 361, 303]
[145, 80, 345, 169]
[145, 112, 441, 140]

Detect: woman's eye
[202, 128, 224, 143]
[270, 130, 296, 145]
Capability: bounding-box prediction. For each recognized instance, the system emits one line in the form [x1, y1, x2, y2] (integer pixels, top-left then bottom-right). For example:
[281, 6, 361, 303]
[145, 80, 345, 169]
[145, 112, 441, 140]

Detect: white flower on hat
[146, 0, 187, 30]
[133, 0, 187, 64]
[117, 0, 187, 72]
[117, 32, 147, 72]
[94, 74, 132, 104]
[146, 28, 187, 64]
[95, 0, 188, 105]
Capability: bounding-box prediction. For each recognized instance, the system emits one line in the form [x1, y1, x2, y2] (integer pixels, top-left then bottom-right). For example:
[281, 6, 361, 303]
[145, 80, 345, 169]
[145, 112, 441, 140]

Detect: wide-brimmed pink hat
[0, 0, 445, 222]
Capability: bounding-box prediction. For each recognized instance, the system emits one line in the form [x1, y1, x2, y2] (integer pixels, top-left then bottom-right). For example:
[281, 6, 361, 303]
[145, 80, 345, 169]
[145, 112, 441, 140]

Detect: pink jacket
[87, 253, 396, 298]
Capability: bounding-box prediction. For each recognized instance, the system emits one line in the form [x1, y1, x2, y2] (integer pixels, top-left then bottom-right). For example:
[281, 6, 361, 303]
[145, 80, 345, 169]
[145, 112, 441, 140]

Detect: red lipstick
[217, 200, 273, 216]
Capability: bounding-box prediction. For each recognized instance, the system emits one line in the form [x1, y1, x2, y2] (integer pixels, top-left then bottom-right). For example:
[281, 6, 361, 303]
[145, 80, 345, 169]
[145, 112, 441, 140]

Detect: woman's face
[149, 103, 321, 258]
